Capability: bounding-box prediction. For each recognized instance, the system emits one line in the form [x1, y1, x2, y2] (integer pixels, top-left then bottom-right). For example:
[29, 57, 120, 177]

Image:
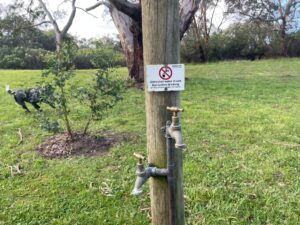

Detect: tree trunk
[56, 33, 63, 53]
[60, 87, 73, 140]
[110, 7, 144, 83]
[142, 0, 183, 224]
[179, 0, 201, 39]
[279, 21, 287, 56]
[202, 1, 210, 61]
[130, 21, 144, 83]
[192, 17, 206, 62]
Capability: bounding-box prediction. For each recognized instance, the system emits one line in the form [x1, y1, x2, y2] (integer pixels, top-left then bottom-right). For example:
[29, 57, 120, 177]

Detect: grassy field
[1, 58, 300, 225]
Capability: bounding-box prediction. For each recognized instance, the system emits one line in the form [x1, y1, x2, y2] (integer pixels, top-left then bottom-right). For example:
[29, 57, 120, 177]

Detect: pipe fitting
[132, 153, 168, 196]
[131, 166, 168, 196]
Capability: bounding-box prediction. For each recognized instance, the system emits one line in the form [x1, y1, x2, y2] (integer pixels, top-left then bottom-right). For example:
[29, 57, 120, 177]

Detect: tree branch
[61, 0, 77, 37]
[76, 6, 98, 18]
[179, 0, 201, 40]
[108, 0, 141, 21]
[12, 21, 51, 32]
[37, 0, 60, 33]
[208, 0, 220, 35]
[86, 1, 111, 11]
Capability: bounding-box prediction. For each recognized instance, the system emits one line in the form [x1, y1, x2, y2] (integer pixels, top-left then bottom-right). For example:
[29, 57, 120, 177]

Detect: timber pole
[142, 0, 184, 225]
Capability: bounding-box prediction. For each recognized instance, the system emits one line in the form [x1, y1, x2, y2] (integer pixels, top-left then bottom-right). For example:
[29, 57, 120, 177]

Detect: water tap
[131, 153, 168, 196]
[165, 106, 186, 149]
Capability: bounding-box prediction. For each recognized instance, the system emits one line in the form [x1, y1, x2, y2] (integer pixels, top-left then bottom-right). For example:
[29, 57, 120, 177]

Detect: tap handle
[167, 106, 184, 117]
[133, 153, 145, 164]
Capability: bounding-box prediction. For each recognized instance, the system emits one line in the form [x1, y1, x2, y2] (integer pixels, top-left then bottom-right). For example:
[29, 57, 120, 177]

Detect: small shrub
[40, 42, 124, 139]
[75, 67, 124, 134]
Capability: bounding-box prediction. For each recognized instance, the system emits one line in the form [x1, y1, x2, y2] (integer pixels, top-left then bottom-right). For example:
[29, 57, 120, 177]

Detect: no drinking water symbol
[159, 66, 173, 80]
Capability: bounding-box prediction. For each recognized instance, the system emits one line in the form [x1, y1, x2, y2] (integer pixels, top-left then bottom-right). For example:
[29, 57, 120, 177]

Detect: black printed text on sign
[146, 64, 185, 92]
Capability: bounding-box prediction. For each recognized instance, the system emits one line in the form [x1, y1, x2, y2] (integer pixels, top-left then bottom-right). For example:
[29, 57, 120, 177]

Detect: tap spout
[131, 166, 168, 196]
[167, 126, 186, 149]
[131, 170, 150, 196]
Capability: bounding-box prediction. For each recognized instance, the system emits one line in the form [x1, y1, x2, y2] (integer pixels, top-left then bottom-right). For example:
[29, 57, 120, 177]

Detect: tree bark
[130, 21, 144, 82]
[142, 0, 183, 224]
[109, 7, 144, 82]
[179, 0, 201, 39]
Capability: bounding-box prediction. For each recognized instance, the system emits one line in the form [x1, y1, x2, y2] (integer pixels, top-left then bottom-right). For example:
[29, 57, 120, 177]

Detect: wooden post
[142, 0, 184, 225]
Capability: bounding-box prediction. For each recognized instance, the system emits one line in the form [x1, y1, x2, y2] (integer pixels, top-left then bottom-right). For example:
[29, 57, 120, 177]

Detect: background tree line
[182, 20, 300, 62]
[182, 0, 300, 62]
[0, 0, 299, 69]
[0, 1, 126, 69]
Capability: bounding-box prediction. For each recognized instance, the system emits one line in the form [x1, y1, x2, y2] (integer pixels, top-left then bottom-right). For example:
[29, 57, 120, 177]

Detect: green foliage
[0, 2, 125, 70]
[0, 47, 47, 69]
[41, 42, 77, 137]
[181, 21, 300, 62]
[210, 22, 270, 60]
[286, 31, 300, 57]
[41, 42, 125, 136]
[180, 34, 203, 63]
[73, 48, 94, 69]
[74, 37, 126, 69]
[0, 1, 56, 52]
[90, 48, 126, 68]
[38, 114, 62, 134]
[75, 67, 124, 133]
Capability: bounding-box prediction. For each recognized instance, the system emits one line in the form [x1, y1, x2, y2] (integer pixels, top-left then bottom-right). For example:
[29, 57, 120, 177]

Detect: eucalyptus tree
[189, 0, 225, 62]
[0, 0, 47, 48]
[87, 0, 201, 83]
[226, 0, 300, 55]
[36, 0, 77, 53]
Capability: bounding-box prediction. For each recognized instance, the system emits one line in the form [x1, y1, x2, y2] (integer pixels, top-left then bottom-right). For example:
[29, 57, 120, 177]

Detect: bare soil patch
[37, 131, 137, 159]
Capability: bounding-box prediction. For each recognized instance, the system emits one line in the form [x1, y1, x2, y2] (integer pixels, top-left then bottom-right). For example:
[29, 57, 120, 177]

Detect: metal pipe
[167, 137, 176, 225]
[165, 106, 186, 225]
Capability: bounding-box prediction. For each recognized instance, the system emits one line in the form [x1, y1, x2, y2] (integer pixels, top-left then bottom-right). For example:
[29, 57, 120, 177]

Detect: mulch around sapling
[37, 131, 137, 159]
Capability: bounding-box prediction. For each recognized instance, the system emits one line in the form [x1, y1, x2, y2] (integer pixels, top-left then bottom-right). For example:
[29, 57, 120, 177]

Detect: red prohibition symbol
[159, 66, 173, 80]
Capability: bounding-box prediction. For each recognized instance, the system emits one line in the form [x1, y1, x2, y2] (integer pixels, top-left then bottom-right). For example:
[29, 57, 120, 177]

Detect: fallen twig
[267, 140, 300, 148]
[14, 163, 22, 174]
[9, 166, 14, 177]
[100, 182, 114, 197]
[18, 128, 23, 144]
[8, 163, 22, 176]
[141, 207, 150, 212]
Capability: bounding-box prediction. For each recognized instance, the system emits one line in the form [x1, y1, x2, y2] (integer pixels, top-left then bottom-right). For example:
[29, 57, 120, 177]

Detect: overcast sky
[0, 0, 118, 39]
[0, 0, 227, 39]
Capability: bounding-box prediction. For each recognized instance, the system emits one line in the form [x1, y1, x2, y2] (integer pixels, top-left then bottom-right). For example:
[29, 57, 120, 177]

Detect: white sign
[146, 64, 185, 92]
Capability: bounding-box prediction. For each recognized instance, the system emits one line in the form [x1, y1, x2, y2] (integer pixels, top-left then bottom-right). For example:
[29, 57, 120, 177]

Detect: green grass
[1, 58, 300, 224]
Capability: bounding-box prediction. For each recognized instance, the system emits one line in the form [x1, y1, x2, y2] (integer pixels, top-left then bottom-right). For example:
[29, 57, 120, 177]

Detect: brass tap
[166, 106, 186, 149]
[133, 152, 145, 165]
[167, 107, 184, 126]
[166, 107, 184, 117]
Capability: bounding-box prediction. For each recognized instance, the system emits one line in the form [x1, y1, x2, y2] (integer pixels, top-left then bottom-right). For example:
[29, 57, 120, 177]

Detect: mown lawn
[1, 58, 300, 225]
